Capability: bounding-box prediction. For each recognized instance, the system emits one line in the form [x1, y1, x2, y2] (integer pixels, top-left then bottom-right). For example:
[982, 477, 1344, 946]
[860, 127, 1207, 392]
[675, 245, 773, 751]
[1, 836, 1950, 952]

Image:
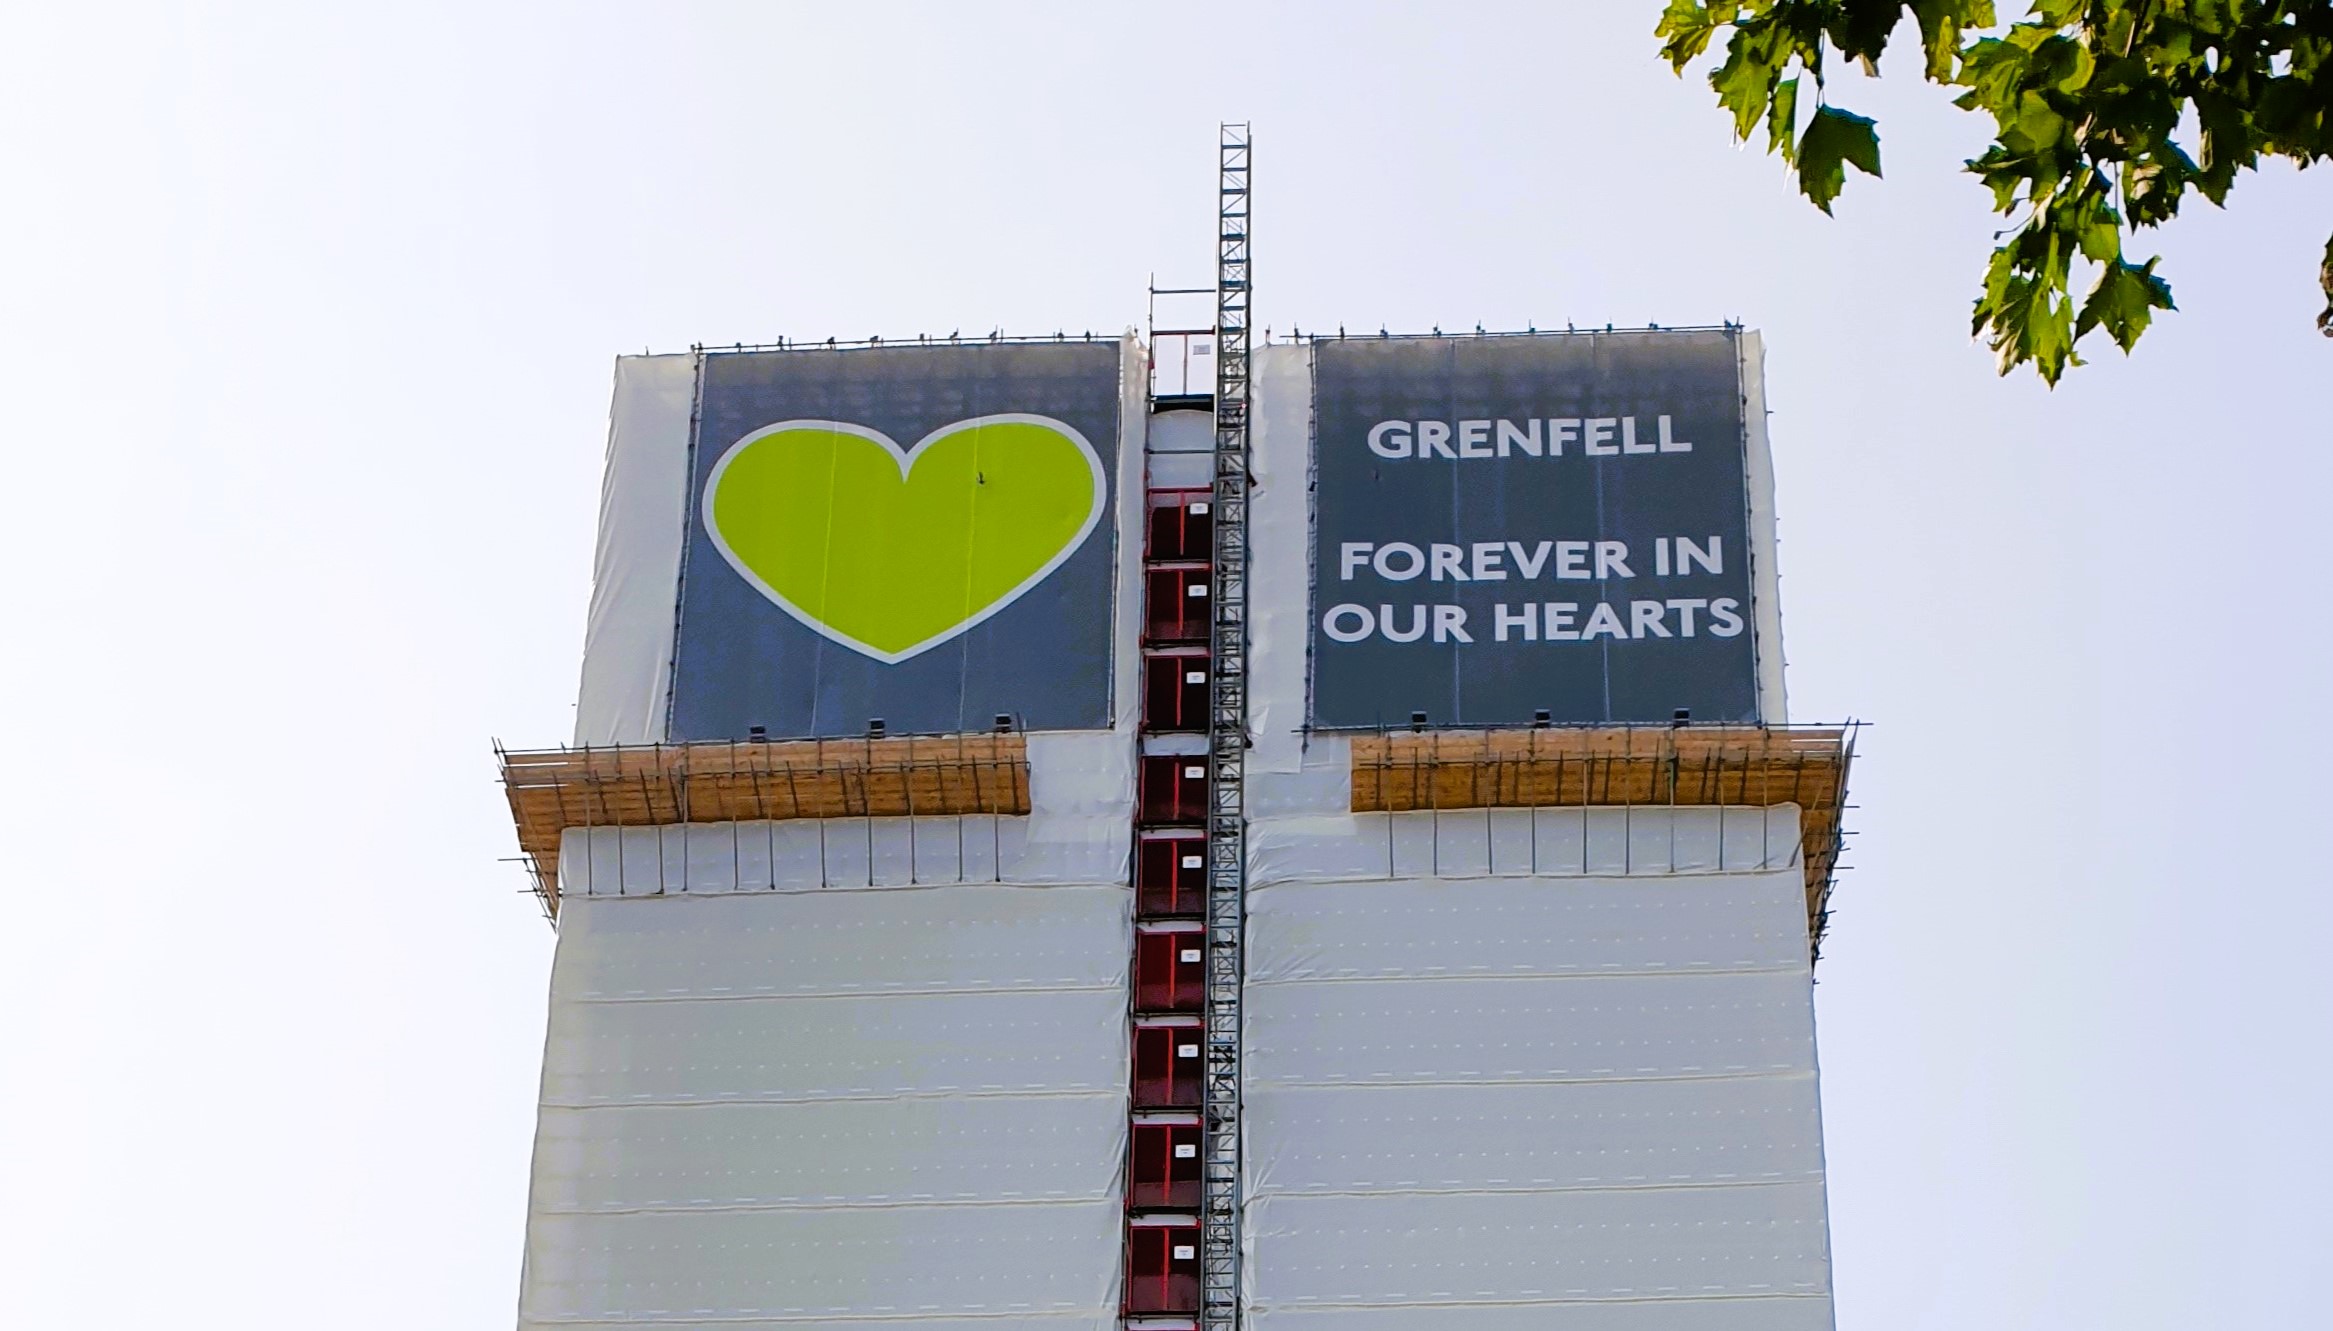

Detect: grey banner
[671, 342, 1120, 740]
[1309, 331, 1758, 728]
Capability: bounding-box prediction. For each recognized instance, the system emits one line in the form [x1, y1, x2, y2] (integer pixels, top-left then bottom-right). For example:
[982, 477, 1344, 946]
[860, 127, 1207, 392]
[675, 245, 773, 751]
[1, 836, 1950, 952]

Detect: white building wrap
[516, 329, 1839, 1330]
[1239, 807, 1833, 1330]
[517, 849, 1131, 1330]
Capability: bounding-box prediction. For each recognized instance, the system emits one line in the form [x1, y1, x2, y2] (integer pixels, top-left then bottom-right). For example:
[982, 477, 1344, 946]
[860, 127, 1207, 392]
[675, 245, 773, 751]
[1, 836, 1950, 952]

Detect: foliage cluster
[1657, 1, 2333, 381]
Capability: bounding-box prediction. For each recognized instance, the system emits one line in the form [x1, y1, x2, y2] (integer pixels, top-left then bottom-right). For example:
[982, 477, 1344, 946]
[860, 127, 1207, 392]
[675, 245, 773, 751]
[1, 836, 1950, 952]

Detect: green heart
[702, 414, 1106, 663]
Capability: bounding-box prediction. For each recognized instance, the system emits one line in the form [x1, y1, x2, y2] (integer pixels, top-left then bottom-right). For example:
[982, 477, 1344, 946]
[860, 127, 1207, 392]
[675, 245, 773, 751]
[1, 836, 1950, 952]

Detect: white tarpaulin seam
[1245, 1294, 1833, 1311]
[1245, 964, 1808, 987]
[537, 1089, 1127, 1109]
[532, 1197, 1118, 1216]
[1241, 1174, 1824, 1200]
[1248, 862, 1804, 882]
[568, 982, 1123, 1003]
[1250, 1067, 1810, 1086]
[523, 1320, 1117, 1326]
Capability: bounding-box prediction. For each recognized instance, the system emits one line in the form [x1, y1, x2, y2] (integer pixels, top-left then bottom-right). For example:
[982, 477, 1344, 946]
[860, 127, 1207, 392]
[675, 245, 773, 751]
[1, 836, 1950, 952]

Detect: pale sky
[2, 4, 2326, 1328]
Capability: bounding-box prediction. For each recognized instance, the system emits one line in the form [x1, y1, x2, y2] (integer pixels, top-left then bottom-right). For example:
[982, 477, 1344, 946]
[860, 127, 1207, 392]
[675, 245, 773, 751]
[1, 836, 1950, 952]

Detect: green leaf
[2076, 205, 2123, 264]
[1656, 0, 1735, 71]
[2057, 173, 2122, 264]
[1654, 0, 2333, 380]
[1978, 243, 2021, 314]
[1797, 105, 1883, 213]
[1710, 27, 1783, 141]
[2123, 141, 2197, 227]
[1967, 144, 2031, 212]
[2192, 88, 2254, 204]
[1768, 76, 1801, 164]
[2032, 32, 2092, 93]
[1957, 37, 2027, 107]
[2075, 257, 2176, 352]
[1910, 0, 1970, 81]
[2011, 91, 2069, 152]
[1975, 265, 2078, 385]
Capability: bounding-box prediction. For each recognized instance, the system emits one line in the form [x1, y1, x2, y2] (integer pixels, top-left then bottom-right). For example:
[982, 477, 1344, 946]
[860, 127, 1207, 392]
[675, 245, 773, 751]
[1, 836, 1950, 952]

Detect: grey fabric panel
[521, 1201, 1123, 1324]
[1248, 868, 1810, 984]
[1245, 969, 1815, 1088]
[1237, 1296, 1832, 1331]
[521, 885, 1131, 1327]
[1248, 1075, 1824, 1196]
[1248, 805, 1802, 884]
[531, 1093, 1123, 1212]
[540, 975, 1128, 1107]
[1242, 864, 1833, 1329]
[1246, 1183, 1833, 1309]
[524, 1322, 1109, 1331]
[553, 883, 1127, 999]
[525, 1321, 1109, 1331]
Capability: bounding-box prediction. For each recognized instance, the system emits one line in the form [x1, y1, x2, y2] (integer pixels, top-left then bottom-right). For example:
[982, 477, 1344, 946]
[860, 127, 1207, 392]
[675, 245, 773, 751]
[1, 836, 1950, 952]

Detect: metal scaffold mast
[1203, 121, 1251, 1331]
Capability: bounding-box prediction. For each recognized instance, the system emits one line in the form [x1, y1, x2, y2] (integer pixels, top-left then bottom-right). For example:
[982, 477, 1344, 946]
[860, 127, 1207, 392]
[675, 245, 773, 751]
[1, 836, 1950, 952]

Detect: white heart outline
[699, 412, 1108, 665]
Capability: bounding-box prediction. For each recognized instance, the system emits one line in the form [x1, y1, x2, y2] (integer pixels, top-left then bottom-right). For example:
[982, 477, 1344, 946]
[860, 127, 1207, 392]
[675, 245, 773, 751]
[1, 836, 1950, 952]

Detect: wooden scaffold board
[1349, 725, 1854, 956]
[499, 735, 1032, 915]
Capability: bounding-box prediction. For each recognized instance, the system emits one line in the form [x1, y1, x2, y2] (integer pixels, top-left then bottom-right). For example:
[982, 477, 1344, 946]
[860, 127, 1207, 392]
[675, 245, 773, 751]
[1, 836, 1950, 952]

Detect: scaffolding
[1202, 120, 1251, 1331]
[1345, 723, 1857, 960]
[496, 735, 1032, 916]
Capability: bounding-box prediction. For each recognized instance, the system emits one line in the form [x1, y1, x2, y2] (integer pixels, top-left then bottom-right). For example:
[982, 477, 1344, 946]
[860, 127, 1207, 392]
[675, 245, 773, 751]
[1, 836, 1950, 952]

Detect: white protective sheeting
[1109, 333, 1150, 733]
[1244, 735, 1351, 819]
[558, 732, 1134, 897]
[1249, 1077, 1825, 1196]
[1239, 1301, 1833, 1331]
[575, 354, 694, 747]
[1246, 343, 1314, 775]
[1241, 807, 1833, 1330]
[1740, 331, 1789, 722]
[1250, 803, 1801, 886]
[562, 814, 1125, 893]
[1145, 406, 1214, 453]
[524, 1204, 1126, 1328]
[519, 883, 1130, 1329]
[1246, 872, 1817, 984]
[1249, 1184, 1832, 1308]
[1145, 407, 1214, 491]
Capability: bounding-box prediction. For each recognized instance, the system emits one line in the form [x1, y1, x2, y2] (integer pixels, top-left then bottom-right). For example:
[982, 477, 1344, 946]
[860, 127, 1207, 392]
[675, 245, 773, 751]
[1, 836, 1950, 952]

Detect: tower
[501, 127, 1853, 1330]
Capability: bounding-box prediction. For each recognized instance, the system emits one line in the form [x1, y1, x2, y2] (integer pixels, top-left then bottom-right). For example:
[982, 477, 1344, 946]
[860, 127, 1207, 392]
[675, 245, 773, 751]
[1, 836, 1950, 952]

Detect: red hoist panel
[1124, 1220, 1202, 1314]
[1128, 1120, 1203, 1210]
[1136, 836, 1208, 919]
[1124, 484, 1213, 1327]
[1142, 652, 1210, 733]
[1143, 565, 1212, 643]
[1146, 490, 1213, 561]
[1132, 1025, 1203, 1109]
[1138, 756, 1210, 825]
[1133, 929, 1205, 1014]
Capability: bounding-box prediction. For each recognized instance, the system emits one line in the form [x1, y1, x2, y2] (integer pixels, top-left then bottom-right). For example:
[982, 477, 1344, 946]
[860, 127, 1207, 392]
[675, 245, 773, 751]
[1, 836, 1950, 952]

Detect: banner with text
[1308, 331, 1759, 728]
